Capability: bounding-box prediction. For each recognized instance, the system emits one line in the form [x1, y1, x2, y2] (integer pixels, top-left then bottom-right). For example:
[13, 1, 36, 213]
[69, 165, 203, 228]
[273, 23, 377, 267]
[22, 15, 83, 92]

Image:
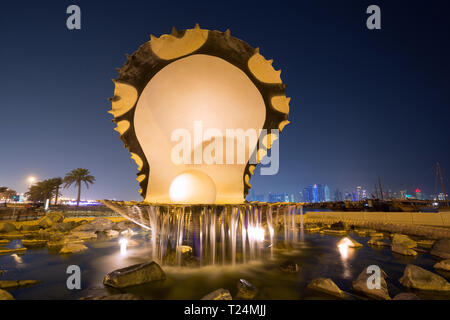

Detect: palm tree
[63, 168, 96, 206]
[25, 180, 55, 203]
[0, 187, 17, 205]
[49, 177, 63, 205]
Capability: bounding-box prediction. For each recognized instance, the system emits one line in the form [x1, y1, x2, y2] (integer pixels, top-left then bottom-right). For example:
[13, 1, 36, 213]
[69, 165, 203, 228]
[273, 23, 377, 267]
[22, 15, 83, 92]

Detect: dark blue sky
[1, 0, 449, 200]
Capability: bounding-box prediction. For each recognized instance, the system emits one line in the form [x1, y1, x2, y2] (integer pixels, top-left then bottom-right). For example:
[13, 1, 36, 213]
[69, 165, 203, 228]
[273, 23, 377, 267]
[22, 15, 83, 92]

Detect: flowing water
[1, 202, 449, 300]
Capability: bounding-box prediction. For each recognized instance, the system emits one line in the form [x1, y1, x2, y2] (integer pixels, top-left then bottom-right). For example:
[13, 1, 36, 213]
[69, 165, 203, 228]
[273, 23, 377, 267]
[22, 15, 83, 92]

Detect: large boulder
[392, 234, 417, 249]
[399, 264, 450, 291]
[392, 244, 418, 256]
[201, 288, 232, 300]
[352, 266, 391, 300]
[38, 212, 64, 228]
[113, 220, 138, 231]
[434, 259, 450, 271]
[236, 279, 258, 299]
[19, 224, 39, 232]
[393, 292, 420, 300]
[59, 243, 88, 254]
[103, 261, 166, 288]
[73, 217, 114, 232]
[0, 222, 16, 233]
[430, 239, 450, 259]
[307, 278, 347, 298]
[52, 222, 74, 232]
[0, 289, 14, 300]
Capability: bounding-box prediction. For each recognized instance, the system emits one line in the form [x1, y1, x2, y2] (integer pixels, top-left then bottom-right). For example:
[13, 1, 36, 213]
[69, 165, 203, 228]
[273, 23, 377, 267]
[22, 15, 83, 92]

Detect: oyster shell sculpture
[109, 25, 290, 204]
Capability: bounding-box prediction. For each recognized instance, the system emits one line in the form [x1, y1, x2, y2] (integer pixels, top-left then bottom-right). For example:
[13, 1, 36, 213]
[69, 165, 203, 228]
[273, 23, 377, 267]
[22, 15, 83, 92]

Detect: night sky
[1, 0, 449, 201]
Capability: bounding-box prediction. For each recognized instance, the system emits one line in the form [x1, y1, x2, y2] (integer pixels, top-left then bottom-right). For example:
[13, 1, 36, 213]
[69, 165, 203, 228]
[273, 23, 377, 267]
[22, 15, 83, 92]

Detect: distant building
[247, 190, 265, 202]
[415, 188, 422, 200]
[268, 192, 290, 203]
[303, 184, 325, 203]
[324, 185, 331, 202]
[334, 189, 343, 201]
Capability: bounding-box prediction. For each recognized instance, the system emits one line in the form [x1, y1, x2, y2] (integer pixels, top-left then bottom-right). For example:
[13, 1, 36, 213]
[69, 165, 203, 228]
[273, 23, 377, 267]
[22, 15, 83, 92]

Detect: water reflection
[337, 238, 355, 279]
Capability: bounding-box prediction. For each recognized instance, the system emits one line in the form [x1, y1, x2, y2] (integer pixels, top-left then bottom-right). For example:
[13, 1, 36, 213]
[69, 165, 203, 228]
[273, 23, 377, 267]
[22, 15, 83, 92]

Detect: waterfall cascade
[102, 200, 304, 266]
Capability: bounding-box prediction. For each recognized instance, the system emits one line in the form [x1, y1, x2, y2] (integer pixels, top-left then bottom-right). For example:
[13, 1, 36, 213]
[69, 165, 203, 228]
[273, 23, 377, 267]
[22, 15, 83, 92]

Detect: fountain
[103, 25, 299, 266]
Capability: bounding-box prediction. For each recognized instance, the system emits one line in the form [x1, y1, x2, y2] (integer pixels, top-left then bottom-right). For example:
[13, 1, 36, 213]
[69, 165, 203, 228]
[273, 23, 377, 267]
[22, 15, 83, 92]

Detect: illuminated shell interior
[109, 25, 290, 203]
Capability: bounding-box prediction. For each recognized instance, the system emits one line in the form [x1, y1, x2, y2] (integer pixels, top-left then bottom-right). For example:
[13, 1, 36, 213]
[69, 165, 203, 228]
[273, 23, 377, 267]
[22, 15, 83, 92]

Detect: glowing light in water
[11, 253, 23, 264]
[248, 226, 265, 242]
[337, 237, 354, 278]
[119, 238, 128, 255]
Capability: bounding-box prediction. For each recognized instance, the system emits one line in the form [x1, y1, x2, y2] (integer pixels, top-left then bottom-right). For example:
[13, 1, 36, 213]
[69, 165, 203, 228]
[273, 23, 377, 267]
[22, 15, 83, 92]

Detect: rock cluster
[103, 261, 166, 288]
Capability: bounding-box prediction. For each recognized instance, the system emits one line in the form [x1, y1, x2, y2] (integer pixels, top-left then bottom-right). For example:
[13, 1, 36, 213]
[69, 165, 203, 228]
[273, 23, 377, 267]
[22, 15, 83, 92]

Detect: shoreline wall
[305, 211, 450, 239]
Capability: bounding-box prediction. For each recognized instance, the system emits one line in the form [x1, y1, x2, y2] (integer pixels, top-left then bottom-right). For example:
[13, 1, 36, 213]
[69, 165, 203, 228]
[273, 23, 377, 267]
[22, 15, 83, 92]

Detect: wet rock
[103, 261, 166, 288]
[368, 238, 389, 246]
[352, 266, 390, 300]
[430, 239, 450, 259]
[52, 222, 74, 232]
[368, 231, 384, 238]
[417, 239, 435, 249]
[236, 279, 258, 299]
[105, 230, 119, 238]
[113, 220, 138, 231]
[73, 217, 114, 232]
[354, 229, 369, 236]
[70, 231, 97, 241]
[304, 224, 321, 232]
[19, 224, 40, 232]
[47, 235, 85, 251]
[434, 259, 450, 271]
[393, 292, 420, 300]
[201, 288, 232, 300]
[280, 260, 299, 273]
[330, 221, 346, 230]
[0, 247, 27, 255]
[399, 264, 450, 291]
[21, 239, 48, 248]
[0, 289, 14, 300]
[59, 243, 88, 254]
[0, 239, 10, 246]
[0, 222, 16, 233]
[323, 229, 347, 236]
[392, 234, 417, 249]
[338, 236, 363, 248]
[392, 244, 417, 256]
[0, 280, 38, 290]
[307, 278, 346, 298]
[80, 293, 141, 300]
[38, 212, 64, 228]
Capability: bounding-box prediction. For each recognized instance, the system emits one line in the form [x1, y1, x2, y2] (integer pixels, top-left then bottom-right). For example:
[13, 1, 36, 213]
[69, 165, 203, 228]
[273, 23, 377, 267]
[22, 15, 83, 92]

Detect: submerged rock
[103, 261, 166, 288]
[21, 239, 48, 248]
[307, 278, 346, 298]
[417, 239, 435, 249]
[0, 280, 38, 290]
[368, 238, 389, 247]
[399, 264, 450, 291]
[352, 266, 390, 300]
[434, 259, 450, 271]
[0, 289, 14, 300]
[70, 231, 97, 241]
[0, 222, 16, 233]
[59, 243, 88, 254]
[236, 279, 258, 299]
[393, 292, 420, 300]
[392, 244, 418, 256]
[280, 260, 299, 273]
[392, 234, 417, 249]
[430, 239, 450, 259]
[201, 288, 232, 300]
[0, 247, 27, 255]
